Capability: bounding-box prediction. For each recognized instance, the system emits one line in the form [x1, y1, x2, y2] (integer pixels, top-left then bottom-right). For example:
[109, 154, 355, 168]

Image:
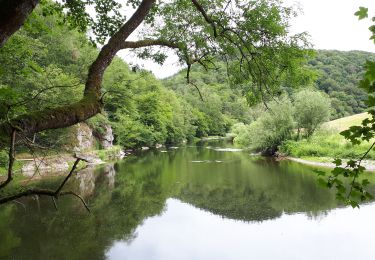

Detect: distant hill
[309, 50, 375, 119]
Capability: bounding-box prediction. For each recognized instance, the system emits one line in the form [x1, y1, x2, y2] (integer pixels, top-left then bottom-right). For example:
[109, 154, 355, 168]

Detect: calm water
[1, 141, 375, 259]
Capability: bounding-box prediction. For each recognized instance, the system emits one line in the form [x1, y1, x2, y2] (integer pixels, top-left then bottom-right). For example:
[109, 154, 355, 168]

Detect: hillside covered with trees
[310, 50, 375, 118]
[0, 6, 256, 154]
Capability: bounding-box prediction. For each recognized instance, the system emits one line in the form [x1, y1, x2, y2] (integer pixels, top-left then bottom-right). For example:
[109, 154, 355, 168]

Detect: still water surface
[1, 141, 375, 259]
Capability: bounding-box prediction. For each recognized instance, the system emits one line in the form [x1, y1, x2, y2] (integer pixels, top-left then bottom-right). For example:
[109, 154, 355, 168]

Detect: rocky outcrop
[20, 152, 104, 176]
[74, 123, 94, 151]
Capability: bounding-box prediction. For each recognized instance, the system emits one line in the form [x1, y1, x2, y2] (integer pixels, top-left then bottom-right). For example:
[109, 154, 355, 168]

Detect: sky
[118, 0, 375, 79]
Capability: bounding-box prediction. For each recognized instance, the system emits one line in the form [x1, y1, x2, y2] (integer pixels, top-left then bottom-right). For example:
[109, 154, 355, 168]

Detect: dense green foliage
[1, 1, 372, 154]
[233, 90, 331, 154]
[2, 7, 365, 155]
[164, 65, 253, 137]
[233, 97, 295, 154]
[309, 50, 375, 118]
[0, 7, 259, 151]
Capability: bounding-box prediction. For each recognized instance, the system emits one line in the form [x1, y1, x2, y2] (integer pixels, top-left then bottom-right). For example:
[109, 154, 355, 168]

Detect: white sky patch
[117, 0, 375, 79]
[286, 0, 375, 52]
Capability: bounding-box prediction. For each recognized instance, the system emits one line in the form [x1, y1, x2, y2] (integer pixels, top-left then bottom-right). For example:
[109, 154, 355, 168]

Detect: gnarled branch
[120, 39, 179, 49]
[191, 0, 218, 37]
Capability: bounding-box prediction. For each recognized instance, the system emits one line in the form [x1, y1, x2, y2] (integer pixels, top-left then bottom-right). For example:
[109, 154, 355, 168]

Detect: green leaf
[355, 7, 369, 20]
[348, 200, 360, 208]
[362, 179, 370, 186]
[332, 167, 345, 176]
[313, 169, 326, 176]
[332, 158, 342, 166]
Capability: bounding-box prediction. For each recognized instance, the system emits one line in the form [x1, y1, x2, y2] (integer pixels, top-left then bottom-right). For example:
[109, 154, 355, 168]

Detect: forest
[1, 5, 374, 156]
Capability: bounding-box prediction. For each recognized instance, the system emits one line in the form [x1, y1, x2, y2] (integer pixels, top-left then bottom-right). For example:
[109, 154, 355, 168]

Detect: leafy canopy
[39, 0, 311, 105]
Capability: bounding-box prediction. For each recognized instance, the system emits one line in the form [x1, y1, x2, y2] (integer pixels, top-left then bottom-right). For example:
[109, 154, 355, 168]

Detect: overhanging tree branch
[120, 39, 179, 49]
[191, 0, 218, 37]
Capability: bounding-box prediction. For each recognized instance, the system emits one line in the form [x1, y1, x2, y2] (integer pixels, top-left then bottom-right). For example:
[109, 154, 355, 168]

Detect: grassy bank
[280, 113, 375, 160]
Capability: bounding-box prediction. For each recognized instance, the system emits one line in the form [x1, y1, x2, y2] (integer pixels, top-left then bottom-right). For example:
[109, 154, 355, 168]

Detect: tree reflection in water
[1, 142, 375, 259]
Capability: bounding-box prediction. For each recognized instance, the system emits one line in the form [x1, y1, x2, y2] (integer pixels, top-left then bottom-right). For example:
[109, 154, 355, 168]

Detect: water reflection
[105, 164, 116, 189]
[1, 142, 375, 259]
[106, 198, 375, 260]
[75, 166, 97, 196]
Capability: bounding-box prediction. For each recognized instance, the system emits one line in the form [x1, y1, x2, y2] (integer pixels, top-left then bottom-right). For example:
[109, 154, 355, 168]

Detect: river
[1, 140, 375, 259]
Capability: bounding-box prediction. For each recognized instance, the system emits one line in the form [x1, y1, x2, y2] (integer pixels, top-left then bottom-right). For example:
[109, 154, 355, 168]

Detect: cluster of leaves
[40, 0, 126, 44]
[139, 0, 312, 105]
[293, 89, 331, 138]
[323, 7, 375, 208]
[0, 7, 95, 149]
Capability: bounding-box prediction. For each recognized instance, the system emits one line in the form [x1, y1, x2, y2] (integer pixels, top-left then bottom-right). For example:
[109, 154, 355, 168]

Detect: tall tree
[0, 0, 309, 201]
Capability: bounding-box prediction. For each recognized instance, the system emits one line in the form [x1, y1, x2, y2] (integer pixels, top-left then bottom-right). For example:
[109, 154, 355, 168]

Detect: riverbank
[278, 113, 375, 168]
[0, 146, 126, 180]
[287, 156, 375, 171]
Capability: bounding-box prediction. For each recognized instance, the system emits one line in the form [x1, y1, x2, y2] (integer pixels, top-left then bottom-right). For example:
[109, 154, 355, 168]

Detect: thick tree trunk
[0, 0, 39, 47]
[0, 94, 102, 137]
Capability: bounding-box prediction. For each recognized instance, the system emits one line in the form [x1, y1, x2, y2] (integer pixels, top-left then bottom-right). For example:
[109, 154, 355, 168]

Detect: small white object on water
[213, 148, 242, 152]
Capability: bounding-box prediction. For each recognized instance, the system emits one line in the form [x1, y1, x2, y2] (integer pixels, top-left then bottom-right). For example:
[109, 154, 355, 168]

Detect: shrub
[293, 89, 331, 138]
[234, 97, 294, 154]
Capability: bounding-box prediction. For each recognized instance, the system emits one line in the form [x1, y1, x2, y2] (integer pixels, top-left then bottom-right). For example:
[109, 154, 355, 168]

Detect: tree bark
[0, 0, 39, 47]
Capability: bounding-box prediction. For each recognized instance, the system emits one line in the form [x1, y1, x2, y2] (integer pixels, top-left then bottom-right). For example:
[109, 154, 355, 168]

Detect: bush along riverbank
[231, 90, 331, 156]
[231, 95, 375, 169]
[279, 113, 375, 165]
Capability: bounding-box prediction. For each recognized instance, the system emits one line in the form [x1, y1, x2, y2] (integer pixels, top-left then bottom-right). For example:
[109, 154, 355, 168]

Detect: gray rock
[75, 123, 94, 151]
[101, 125, 114, 149]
